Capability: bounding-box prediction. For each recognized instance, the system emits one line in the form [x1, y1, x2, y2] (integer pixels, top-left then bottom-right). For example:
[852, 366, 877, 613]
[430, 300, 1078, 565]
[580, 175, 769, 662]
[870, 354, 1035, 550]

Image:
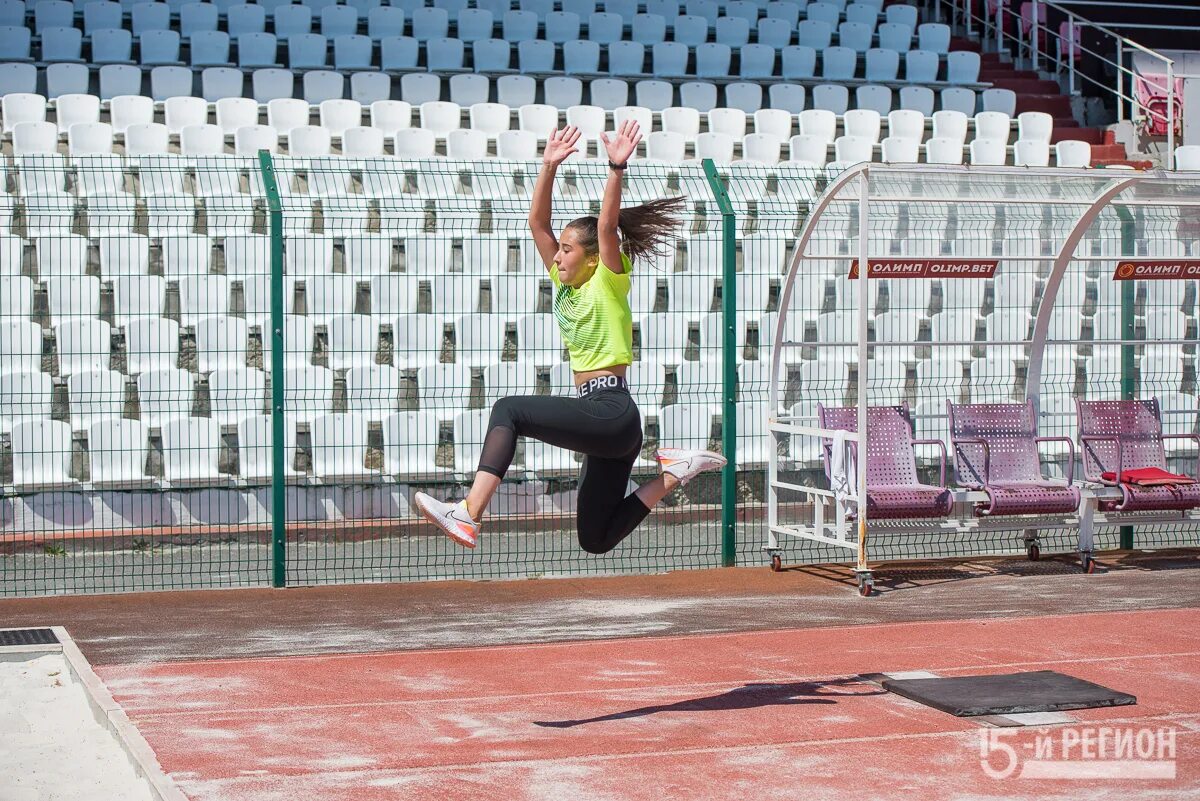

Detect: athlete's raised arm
[596, 120, 642, 273]
[528, 125, 582, 271]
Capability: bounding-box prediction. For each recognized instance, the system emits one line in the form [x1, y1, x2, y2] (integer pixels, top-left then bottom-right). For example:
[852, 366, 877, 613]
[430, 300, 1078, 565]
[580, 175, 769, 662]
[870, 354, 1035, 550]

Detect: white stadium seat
[195, 315, 249, 373]
[284, 364, 334, 424]
[310, 412, 381, 482]
[304, 275, 358, 322]
[88, 418, 151, 488]
[326, 314, 379, 371]
[658, 402, 713, 451]
[482, 361, 537, 407]
[209, 367, 267, 426]
[56, 318, 110, 377]
[345, 364, 404, 424]
[0, 370, 53, 435]
[178, 275, 232, 326]
[455, 314, 508, 369]
[237, 414, 303, 482]
[418, 363, 473, 424]
[382, 410, 450, 480]
[67, 369, 125, 432]
[12, 419, 76, 490]
[391, 315, 445, 370]
[161, 417, 225, 486]
[137, 368, 194, 428]
[35, 235, 89, 279]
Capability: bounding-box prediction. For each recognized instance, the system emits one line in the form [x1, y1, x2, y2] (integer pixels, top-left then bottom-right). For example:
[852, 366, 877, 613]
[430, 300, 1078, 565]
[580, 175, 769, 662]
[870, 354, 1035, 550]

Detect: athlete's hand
[600, 119, 641, 165]
[543, 126, 582, 166]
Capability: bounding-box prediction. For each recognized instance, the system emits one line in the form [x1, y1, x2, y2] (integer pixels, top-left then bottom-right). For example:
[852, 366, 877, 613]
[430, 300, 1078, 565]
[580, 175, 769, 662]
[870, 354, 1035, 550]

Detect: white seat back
[237, 414, 301, 481]
[161, 417, 223, 484]
[12, 419, 75, 489]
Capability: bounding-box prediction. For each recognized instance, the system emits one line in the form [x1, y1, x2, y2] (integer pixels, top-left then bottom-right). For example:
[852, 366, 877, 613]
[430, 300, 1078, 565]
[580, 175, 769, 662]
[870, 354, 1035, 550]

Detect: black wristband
[608, 160, 627, 171]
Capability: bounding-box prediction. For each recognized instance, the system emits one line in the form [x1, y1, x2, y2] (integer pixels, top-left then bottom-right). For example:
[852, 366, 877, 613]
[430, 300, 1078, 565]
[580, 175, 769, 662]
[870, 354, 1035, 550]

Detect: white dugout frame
[765, 164, 1200, 590]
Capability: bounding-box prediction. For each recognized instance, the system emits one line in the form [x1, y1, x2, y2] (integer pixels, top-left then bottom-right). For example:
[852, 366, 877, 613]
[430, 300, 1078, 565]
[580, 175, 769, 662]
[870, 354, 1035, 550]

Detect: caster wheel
[770, 554, 783, 572]
[1083, 556, 1097, 574]
[858, 578, 874, 597]
[1027, 543, 1040, 561]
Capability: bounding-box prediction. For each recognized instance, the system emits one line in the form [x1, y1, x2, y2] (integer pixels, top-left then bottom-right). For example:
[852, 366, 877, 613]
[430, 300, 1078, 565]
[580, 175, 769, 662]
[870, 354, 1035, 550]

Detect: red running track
[99, 609, 1200, 800]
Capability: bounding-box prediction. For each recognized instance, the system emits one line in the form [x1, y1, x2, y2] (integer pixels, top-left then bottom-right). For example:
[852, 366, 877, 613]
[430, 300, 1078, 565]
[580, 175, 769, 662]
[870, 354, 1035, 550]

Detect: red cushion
[1100, 467, 1196, 486]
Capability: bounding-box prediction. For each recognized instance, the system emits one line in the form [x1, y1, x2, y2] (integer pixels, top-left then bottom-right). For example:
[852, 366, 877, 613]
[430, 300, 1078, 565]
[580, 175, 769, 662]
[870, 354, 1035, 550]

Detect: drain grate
[0, 628, 59, 647]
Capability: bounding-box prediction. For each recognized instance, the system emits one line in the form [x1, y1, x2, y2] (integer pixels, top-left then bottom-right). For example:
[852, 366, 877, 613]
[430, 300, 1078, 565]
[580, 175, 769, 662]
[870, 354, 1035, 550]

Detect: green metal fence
[0, 152, 757, 595]
[1, 153, 1198, 596]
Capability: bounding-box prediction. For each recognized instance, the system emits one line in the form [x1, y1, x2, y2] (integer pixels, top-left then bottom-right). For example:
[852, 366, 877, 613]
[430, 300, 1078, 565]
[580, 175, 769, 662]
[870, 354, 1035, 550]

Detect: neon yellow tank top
[549, 253, 634, 372]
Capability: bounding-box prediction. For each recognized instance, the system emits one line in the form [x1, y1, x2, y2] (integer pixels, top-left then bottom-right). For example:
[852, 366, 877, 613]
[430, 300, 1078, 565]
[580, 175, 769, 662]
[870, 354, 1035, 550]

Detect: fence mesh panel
[2, 153, 273, 594]
[3, 154, 1199, 596]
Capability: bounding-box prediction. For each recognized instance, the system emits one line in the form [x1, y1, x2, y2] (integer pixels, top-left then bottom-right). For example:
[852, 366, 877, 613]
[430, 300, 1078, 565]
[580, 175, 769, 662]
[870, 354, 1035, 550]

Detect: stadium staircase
[951, 33, 1140, 167]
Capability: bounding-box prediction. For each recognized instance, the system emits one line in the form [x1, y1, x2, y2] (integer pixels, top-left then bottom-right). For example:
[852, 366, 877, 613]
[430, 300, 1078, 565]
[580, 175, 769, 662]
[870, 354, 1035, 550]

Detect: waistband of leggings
[576, 375, 630, 398]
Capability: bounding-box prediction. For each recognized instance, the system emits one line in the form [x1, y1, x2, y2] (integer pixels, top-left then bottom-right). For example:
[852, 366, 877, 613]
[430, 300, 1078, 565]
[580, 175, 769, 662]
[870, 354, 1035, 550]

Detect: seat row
[4, 312, 1193, 417]
[9, 391, 1200, 495]
[0, 356, 774, 446]
[1, 61, 992, 114]
[3, 93, 1032, 155]
[1, 307, 781, 380]
[10, 10, 936, 51]
[0, 231, 778, 274]
[22, 255, 1084, 334]
[8, 0, 896, 25]
[15, 125, 1080, 173]
[28, 233, 1166, 295]
[1, 411, 485, 489]
[3, 393, 759, 491]
[12, 1, 926, 46]
[771, 352, 1198, 407]
[4, 29, 983, 88]
[0, 191, 802, 241]
[11, 0, 907, 28]
[1, 269, 774, 319]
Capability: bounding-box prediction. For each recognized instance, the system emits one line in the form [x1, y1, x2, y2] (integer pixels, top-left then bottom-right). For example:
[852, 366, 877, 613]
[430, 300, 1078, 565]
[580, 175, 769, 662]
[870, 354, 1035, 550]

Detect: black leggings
[478, 388, 650, 554]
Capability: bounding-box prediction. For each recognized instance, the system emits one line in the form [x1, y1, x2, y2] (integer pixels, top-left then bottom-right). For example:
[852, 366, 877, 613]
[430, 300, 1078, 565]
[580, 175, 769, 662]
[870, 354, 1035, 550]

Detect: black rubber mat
[0, 628, 59, 647]
[882, 670, 1136, 717]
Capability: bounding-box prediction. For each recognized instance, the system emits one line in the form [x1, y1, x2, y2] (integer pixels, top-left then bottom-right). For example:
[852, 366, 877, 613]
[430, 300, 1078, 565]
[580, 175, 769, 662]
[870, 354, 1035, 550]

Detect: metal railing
[937, 0, 1179, 159]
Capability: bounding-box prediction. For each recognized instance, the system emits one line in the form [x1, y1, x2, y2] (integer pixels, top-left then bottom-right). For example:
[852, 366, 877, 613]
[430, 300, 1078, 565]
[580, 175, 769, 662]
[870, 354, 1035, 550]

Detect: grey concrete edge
[48, 626, 191, 801]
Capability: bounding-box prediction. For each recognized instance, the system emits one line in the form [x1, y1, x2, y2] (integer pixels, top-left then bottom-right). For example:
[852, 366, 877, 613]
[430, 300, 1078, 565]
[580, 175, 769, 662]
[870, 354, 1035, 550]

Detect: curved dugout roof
[771, 163, 1200, 414]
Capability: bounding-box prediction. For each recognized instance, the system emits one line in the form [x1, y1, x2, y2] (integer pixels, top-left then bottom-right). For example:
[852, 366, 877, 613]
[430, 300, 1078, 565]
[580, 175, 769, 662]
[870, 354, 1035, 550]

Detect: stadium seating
[0, 0, 1182, 502]
[0, 0, 1024, 171]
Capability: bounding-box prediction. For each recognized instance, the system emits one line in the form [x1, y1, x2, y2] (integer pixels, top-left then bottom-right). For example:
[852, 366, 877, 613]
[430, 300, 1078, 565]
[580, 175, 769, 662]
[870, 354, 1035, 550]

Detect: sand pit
[0, 653, 155, 801]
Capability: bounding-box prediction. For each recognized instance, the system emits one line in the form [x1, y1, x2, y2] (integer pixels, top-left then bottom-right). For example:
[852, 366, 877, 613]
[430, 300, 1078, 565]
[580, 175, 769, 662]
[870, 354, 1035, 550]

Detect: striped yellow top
[549, 253, 634, 372]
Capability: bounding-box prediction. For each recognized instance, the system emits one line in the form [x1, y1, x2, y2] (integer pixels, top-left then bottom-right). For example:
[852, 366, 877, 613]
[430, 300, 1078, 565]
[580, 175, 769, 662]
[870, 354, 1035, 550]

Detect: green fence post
[701, 159, 737, 567]
[1115, 203, 1136, 551]
[258, 151, 287, 588]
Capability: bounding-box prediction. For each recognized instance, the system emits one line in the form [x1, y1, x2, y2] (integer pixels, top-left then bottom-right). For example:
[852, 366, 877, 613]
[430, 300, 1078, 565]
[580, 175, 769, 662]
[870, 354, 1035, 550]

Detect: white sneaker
[412, 492, 479, 549]
[655, 448, 727, 484]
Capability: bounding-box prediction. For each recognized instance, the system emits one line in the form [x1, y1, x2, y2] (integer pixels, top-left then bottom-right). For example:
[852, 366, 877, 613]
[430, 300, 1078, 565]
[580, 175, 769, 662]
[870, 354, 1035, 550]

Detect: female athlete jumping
[413, 120, 726, 552]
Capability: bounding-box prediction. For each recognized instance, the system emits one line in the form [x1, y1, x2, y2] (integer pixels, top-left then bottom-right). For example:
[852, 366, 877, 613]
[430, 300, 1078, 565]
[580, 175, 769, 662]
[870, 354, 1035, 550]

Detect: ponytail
[566, 196, 686, 267]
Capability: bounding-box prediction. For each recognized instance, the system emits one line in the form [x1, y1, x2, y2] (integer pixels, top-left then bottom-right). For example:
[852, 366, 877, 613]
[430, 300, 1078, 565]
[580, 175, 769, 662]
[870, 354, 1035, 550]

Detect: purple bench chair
[1076, 398, 1200, 512]
[947, 400, 1081, 517]
[817, 403, 953, 519]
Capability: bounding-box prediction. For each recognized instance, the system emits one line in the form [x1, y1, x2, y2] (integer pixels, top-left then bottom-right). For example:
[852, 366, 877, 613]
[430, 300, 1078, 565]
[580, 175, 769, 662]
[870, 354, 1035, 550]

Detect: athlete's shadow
[533, 678, 883, 728]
